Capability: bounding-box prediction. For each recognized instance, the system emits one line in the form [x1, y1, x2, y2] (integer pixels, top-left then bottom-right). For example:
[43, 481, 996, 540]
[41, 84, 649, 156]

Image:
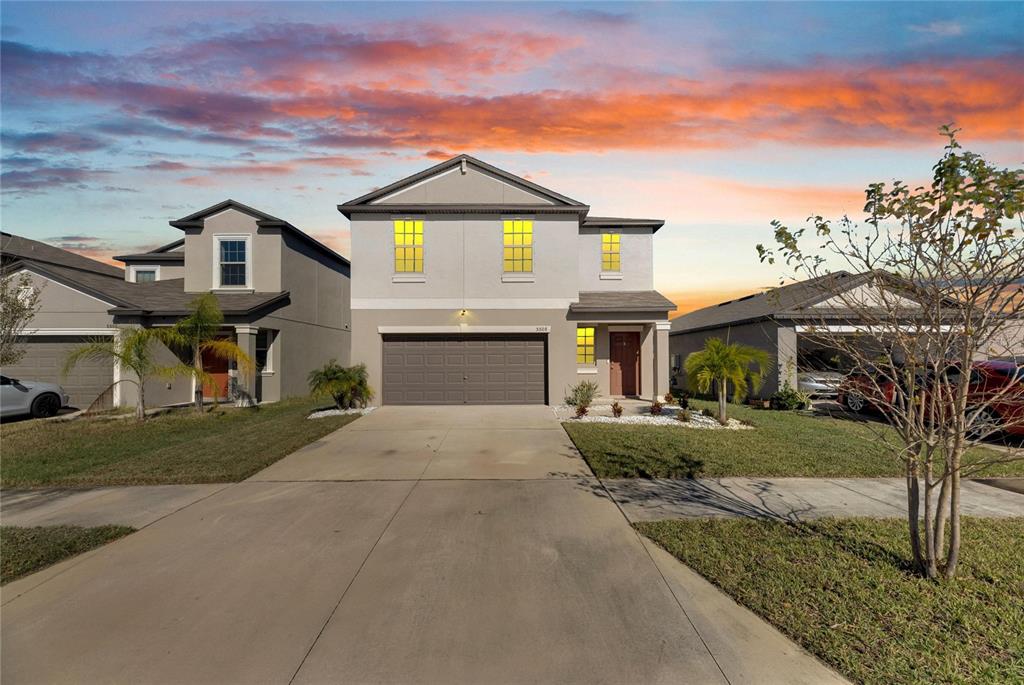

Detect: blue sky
[2, 1, 1021, 312]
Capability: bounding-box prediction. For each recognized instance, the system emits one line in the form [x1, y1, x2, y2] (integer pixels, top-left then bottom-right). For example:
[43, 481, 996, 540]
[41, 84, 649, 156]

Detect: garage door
[382, 334, 546, 405]
[4, 336, 114, 410]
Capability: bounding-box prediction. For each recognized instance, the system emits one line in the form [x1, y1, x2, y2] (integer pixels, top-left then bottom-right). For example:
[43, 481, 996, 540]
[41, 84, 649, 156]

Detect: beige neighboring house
[339, 154, 676, 405]
[1, 199, 350, 410]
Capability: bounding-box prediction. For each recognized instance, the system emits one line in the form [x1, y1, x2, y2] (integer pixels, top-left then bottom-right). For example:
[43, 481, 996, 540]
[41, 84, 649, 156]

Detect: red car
[838, 361, 1024, 437]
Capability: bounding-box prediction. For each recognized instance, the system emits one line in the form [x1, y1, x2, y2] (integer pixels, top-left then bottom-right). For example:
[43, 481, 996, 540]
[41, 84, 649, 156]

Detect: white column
[234, 325, 259, 407]
[654, 321, 672, 398]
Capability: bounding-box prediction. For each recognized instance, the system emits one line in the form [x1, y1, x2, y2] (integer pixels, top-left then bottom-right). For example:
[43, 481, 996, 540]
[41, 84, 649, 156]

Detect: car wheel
[30, 393, 62, 418]
[967, 408, 1001, 441]
[845, 392, 866, 413]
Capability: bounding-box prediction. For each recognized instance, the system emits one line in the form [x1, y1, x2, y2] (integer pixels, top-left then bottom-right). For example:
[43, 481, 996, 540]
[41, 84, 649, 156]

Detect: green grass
[1, 398, 358, 487]
[1, 525, 134, 584]
[563, 400, 1021, 478]
[637, 517, 1024, 685]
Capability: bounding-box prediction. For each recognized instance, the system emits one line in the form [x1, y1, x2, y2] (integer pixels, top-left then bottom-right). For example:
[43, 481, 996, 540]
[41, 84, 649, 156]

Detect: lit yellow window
[576, 326, 595, 365]
[503, 219, 533, 272]
[394, 219, 423, 272]
[601, 232, 621, 272]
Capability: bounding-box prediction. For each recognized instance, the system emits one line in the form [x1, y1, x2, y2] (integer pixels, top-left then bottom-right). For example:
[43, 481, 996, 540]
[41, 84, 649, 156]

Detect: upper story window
[135, 269, 157, 283]
[601, 232, 621, 272]
[503, 219, 533, 273]
[394, 219, 423, 273]
[216, 236, 250, 288]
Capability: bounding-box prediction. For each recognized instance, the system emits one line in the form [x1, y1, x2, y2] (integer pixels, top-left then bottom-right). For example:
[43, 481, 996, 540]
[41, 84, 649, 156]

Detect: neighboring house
[669, 270, 1014, 398]
[669, 272, 880, 398]
[339, 154, 675, 405]
[1, 199, 350, 410]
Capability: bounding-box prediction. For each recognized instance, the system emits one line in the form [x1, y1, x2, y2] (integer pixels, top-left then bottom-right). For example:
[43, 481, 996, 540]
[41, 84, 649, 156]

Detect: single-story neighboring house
[1, 200, 350, 411]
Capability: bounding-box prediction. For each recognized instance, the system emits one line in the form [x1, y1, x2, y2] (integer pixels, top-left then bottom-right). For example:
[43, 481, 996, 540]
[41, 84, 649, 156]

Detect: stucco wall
[669, 319, 788, 399]
[126, 263, 185, 282]
[372, 165, 556, 205]
[577, 227, 654, 292]
[350, 212, 580, 306]
[18, 270, 115, 329]
[183, 208, 283, 293]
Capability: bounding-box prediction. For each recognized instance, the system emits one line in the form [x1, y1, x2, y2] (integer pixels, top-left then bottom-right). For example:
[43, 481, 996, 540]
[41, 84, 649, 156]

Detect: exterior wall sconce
[459, 309, 468, 317]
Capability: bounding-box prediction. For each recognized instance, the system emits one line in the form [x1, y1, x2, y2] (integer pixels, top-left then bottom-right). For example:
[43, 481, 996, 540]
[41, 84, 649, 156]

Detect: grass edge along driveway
[563, 400, 1019, 479]
[1, 525, 134, 584]
[1, 398, 358, 488]
[637, 517, 1024, 685]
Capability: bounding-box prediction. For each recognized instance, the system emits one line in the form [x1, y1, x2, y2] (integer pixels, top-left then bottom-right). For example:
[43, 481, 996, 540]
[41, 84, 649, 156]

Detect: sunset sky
[2, 2, 1021, 315]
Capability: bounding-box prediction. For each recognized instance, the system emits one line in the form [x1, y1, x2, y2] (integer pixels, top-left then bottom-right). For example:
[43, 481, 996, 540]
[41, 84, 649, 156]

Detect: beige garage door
[382, 334, 546, 405]
[5, 336, 114, 410]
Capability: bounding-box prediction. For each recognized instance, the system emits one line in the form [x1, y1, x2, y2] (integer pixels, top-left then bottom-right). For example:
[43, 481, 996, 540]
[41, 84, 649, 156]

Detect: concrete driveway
[2, 406, 843, 684]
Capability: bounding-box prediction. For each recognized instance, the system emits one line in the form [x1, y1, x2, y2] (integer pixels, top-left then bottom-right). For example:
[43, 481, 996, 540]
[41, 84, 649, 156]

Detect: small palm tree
[684, 337, 772, 424]
[64, 328, 165, 420]
[308, 361, 374, 409]
[162, 293, 253, 411]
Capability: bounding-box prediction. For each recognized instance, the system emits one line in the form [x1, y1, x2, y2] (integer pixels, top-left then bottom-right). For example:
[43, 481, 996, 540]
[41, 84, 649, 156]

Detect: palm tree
[684, 337, 772, 424]
[308, 361, 374, 409]
[162, 293, 253, 411]
[64, 328, 165, 420]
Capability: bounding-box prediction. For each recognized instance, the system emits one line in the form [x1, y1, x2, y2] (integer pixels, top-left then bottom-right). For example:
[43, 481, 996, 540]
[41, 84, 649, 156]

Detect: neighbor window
[394, 219, 423, 273]
[503, 219, 533, 272]
[576, 326, 595, 365]
[134, 269, 156, 283]
[218, 238, 248, 287]
[601, 232, 621, 272]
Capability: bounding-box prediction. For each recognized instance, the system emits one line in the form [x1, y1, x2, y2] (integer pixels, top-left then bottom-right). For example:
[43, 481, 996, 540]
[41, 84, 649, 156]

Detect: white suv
[0, 375, 70, 419]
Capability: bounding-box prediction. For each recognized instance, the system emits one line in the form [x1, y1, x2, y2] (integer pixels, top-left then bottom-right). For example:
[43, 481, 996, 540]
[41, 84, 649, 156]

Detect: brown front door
[610, 332, 641, 396]
[202, 345, 230, 399]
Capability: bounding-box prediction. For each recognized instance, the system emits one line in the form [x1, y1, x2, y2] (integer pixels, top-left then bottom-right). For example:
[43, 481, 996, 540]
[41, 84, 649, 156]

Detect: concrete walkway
[1, 405, 845, 685]
[604, 477, 1024, 522]
[1, 484, 228, 528]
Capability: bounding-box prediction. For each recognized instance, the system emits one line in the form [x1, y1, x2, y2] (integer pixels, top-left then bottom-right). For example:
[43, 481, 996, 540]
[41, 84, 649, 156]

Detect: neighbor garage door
[4, 336, 114, 410]
[382, 334, 546, 405]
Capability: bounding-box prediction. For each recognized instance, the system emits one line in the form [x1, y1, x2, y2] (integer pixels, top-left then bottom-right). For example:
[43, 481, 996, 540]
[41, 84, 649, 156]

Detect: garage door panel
[383, 334, 546, 405]
[5, 336, 114, 410]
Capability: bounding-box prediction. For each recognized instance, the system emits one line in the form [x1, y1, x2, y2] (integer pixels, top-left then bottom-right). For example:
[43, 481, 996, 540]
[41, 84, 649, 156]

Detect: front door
[610, 332, 641, 396]
[201, 346, 230, 399]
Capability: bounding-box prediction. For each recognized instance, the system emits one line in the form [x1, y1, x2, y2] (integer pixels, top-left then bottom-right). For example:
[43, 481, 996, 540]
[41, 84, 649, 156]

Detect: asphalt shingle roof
[570, 290, 677, 313]
[1, 232, 124, 278]
[670, 271, 862, 333]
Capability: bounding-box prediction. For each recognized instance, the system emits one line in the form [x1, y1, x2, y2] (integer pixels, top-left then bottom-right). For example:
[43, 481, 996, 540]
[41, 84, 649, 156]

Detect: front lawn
[1, 398, 358, 487]
[637, 517, 1024, 685]
[2, 525, 134, 584]
[563, 400, 1020, 478]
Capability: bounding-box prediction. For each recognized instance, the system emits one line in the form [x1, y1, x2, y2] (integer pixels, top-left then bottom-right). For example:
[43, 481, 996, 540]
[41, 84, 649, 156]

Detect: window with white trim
[503, 219, 533, 272]
[601, 232, 621, 272]
[134, 269, 157, 283]
[394, 219, 423, 273]
[217, 237, 249, 287]
[576, 326, 595, 365]
[256, 329, 275, 373]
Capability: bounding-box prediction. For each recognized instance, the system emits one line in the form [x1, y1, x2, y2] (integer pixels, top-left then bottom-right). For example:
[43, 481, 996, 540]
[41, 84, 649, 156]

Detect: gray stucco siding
[577, 226, 654, 292]
[183, 208, 283, 293]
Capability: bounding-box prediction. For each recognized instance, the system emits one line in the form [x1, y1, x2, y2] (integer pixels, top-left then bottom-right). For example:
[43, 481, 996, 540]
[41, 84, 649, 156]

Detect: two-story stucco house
[339, 155, 676, 405]
[1, 200, 350, 412]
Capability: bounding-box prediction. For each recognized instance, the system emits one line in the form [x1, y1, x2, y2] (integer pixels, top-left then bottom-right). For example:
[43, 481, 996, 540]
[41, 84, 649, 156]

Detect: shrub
[701, 407, 716, 419]
[650, 400, 664, 415]
[677, 392, 690, 410]
[564, 380, 599, 409]
[663, 391, 675, 404]
[769, 383, 811, 411]
[308, 361, 374, 409]
[676, 409, 691, 422]
[575, 403, 589, 418]
[611, 401, 624, 418]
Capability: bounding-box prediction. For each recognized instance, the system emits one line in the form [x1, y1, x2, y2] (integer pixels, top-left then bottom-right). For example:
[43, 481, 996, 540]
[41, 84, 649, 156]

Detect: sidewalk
[603, 477, 1024, 522]
[1, 484, 228, 528]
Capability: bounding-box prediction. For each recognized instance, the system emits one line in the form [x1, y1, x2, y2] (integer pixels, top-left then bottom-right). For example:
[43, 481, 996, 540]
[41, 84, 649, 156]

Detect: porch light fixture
[459, 308, 468, 317]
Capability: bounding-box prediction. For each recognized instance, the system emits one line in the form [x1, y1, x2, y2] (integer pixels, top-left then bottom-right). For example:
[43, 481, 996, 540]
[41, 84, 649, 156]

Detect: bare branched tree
[0, 272, 42, 366]
[757, 127, 1024, 580]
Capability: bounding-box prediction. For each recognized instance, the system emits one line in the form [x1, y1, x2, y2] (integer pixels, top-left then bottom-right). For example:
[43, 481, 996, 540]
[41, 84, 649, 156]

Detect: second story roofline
[338, 203, 590, 219]
[170, 199, 350, 267]
[583, 216, 665, 232]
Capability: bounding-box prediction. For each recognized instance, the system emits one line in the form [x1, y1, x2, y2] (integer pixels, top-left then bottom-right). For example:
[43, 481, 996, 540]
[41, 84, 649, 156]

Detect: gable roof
[114, 237, 186, 264]
[338, 154, 590, 218]
[169, 199, 349, 267]
[670, 272, 868, 334]
[1, 232, 124, 279]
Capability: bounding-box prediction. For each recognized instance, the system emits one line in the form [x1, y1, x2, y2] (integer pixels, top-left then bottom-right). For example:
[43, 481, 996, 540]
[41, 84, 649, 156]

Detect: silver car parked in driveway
[797, 371, 843, 398]
[0, 375, 70, 419]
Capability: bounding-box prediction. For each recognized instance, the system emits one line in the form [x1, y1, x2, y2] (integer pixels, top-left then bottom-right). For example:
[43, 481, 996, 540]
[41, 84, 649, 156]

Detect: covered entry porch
[569, 291, 676, 402]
